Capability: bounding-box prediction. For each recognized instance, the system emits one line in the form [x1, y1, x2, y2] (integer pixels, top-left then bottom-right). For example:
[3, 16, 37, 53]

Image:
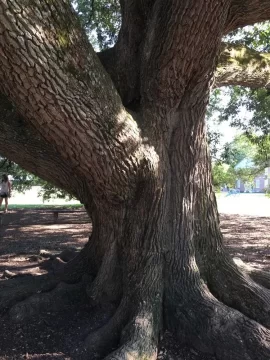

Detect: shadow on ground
[0, 210, 268, 360]
[0, 210, 91, 276]
[221, 214, 270, 271]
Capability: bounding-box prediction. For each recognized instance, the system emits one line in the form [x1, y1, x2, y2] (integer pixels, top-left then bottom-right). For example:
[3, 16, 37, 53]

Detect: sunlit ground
[217, 193, 270, 216]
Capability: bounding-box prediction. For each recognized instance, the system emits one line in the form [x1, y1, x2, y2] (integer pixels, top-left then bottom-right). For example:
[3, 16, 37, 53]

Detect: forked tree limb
[0, 94, 86, 200]
[1, 39, 270, 195]
[215, 43, 270, 88]
[226, 0, 270, 33]
[0, 2, 270, 360]
[1, 40, 270, 186]
[1, 0, 270, 196]
[0, 0, 143, 203]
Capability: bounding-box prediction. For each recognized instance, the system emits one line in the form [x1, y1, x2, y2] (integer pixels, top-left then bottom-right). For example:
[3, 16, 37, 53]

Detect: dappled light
[221, 214, 270, 270]
[0, 210, 268, 360]
[0, 210, 90, 278]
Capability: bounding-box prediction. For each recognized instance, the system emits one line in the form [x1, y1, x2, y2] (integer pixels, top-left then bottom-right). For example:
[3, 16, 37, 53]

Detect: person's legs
[4, 196, 8, 213]
[0, 196, 3, 210]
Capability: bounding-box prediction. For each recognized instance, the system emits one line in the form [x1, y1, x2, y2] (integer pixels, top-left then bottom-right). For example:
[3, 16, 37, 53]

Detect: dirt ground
[0, 210, 269, 360]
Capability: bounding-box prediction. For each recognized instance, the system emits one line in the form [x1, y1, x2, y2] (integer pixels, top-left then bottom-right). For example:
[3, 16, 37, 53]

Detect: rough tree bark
[216, 43, 270, 88]
[0, 1, 270, 359]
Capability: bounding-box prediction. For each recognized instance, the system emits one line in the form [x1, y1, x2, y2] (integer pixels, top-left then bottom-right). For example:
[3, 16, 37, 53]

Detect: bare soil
[0, 210, 269, 360]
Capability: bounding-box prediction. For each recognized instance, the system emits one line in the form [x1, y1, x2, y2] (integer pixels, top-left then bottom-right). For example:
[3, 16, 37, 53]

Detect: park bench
[51, 209, 86, 223]
[0, 209, 86, 227]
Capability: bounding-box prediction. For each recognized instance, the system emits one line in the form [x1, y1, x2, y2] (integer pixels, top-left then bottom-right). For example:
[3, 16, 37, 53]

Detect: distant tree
[252, 134, 270, 168]
[37, 180, 75, 201]
[0, 158, 38, 192]
[75, 0, 121, 49]
[207, 21, 270, 163]
[213, 134, 269, 187]
[0, 157, 73, 200]
[221, 134, 257, 167]
[212, 163, 236, 189]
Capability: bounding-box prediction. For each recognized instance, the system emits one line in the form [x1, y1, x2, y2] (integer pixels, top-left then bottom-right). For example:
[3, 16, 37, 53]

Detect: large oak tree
[0, 1, 270, 359]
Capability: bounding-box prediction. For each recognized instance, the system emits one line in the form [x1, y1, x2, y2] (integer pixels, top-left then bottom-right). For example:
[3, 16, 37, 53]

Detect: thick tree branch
[215, 43, 270, 88]
[226, 0, 270, 33]
[0, 0, 143, 203]
[140, 0, 231, 116]
[98, 0, 157, 107]
[99, 0, 155, 107]
[0, 93, 90, 204]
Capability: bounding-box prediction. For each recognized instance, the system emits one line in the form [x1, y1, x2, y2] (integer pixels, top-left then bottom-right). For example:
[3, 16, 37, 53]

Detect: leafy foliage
[251, 134, 270, 168]
[214, 22, 270, 155]
[208, 22, 270, 168]
[74, 0, 121, 50]
[207, 127, 222, 160]
[37, 181, 74, 202]
[214, 85, 270, 175]
[212, 163, 236, 190]
[206, 89, 225, 159]
[217, 87, 270, 135]
[212, 134, 267, 189]
[0, 159, 39, 192]
[225, 21, 270, 52]
[0, 158, 73, 201]
[221, 134, 257, 167]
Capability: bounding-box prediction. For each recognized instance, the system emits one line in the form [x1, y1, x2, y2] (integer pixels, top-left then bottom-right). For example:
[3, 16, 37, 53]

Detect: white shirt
[0, 181, 9, 194]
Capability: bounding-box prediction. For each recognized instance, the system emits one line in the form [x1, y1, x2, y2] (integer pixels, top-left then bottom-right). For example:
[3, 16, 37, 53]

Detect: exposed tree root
[0, 273, 53, 290]
[105, 310, 158, 360]
[9, 281, 88, 323]
[0, 273, 59, 314]
[85, 252, 163, 359]
[86, 242, 122, 306]
[57, 246, 92, 283]
[1, 256, 269, 360]
[85, 299, 160, 360]
[57, 248, 79, 262]
[1, 238, 269, 360]
[171, 285, 270, 360]
[233, 257, 270, 289]
[85, 300, 129, 358]
[206, 254, 270, 328]
[0, 246, 93, 317]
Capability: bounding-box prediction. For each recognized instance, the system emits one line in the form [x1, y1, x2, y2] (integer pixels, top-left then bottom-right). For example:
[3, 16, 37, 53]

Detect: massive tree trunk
[0, 1, 270, 359]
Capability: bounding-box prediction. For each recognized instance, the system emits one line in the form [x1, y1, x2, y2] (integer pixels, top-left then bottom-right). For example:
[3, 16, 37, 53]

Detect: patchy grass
[6, 204, 84, 210]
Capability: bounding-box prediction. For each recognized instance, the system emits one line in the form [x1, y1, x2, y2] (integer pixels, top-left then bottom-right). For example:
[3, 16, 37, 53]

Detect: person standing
[0, 174, 11, 213]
